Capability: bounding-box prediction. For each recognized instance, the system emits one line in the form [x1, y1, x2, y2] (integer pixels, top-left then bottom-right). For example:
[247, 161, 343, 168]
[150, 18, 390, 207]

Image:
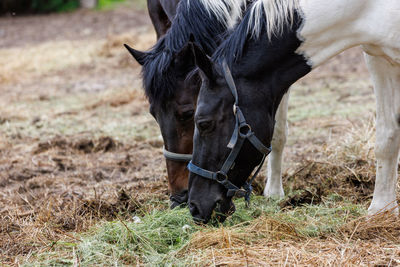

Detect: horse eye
[178, 110, 194, 122]
[197, 120, 214, 133]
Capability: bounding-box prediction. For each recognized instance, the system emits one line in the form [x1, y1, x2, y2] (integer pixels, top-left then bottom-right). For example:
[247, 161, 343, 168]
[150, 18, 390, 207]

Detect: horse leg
[264, 92, 290, 198]
[364, 53, 400, 215]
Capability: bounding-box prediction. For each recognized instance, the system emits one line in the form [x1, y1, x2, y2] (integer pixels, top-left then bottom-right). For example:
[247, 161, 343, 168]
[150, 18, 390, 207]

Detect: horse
[187, 0, 400, 223]
[125, 0, 248, 208]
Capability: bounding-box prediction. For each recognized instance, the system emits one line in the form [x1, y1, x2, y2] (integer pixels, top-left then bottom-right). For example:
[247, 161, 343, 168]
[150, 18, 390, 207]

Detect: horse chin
[192, 198, 235, 225]
[214, 198, 235, 223]
[169, 190, 188, 209]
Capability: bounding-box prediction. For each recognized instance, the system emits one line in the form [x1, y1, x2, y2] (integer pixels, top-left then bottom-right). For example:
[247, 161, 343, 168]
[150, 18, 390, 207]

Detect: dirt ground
[0, 3, 398, 266]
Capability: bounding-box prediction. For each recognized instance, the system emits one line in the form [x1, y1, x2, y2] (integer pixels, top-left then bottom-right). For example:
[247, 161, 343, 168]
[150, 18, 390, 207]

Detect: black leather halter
[187, 60, 272, 205]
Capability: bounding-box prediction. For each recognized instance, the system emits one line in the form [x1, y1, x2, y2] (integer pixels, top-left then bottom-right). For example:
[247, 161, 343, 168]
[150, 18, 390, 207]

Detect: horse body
[298, 0, 400, 67]
[293, 0, 400, 215]
[188, 0, 400, 222]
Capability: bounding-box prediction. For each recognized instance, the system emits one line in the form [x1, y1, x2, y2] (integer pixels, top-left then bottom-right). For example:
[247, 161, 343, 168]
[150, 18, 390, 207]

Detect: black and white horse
[188, 0, 400, 223]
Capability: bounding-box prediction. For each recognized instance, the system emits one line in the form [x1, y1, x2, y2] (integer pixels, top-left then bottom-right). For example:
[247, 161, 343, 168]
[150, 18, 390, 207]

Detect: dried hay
[34, 135, 120, 154]
[0, 40, 97, 85]
[185, 216, 301, 254]
[339, 208, 400, 242]
[197, 238, 400, 266]
[0, 136, 168, 265]
[84, 88, 146, 111]
[282, 119, 378, 207]
[187, 228, 248, 251]
[184, 212, 400, 266]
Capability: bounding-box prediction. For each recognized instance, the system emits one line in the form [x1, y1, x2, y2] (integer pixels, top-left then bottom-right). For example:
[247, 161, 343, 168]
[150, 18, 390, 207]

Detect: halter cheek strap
[187, 59, 272, 205]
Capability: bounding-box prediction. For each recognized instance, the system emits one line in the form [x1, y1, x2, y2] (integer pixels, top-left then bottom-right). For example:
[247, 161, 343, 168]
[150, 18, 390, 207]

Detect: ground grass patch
[25, 196, 368, 266]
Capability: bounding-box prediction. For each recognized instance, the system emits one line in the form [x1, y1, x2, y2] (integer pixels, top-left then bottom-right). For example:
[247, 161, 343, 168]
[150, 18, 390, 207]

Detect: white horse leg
[364, 53, 400, 215]
[264, 92, 290, 198]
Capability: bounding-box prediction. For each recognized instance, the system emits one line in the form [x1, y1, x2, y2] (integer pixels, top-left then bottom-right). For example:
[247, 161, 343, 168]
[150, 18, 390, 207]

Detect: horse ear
[190, 42, 213, 79]
[124, 44, 147, 65]
[175, 43, 195, 68]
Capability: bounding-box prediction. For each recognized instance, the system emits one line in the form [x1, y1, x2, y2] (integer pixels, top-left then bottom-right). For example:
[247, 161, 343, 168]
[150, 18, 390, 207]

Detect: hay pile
[281, 120, 380, 207]
[183, 212, 400, 266]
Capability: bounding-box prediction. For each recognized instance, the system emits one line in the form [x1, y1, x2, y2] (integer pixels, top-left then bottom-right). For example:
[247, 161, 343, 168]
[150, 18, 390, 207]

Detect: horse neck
[230, 12, 310, 115]
[297, 0, 377, 67]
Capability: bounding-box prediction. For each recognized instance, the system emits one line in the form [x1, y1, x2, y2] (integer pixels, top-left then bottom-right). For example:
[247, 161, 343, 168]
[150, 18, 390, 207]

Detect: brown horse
[146, 0, 194, 208]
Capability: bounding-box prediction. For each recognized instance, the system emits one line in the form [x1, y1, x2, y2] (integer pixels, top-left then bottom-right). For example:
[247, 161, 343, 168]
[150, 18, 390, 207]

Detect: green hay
[25, 196, 366, 266]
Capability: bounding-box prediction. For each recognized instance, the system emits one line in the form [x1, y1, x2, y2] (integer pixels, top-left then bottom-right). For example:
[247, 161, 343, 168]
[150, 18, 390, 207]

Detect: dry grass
[280, 118, 381, 208]
[181, 212, 400, 266]
[0, 40, 97, 84]
[0, 135, 169, 265]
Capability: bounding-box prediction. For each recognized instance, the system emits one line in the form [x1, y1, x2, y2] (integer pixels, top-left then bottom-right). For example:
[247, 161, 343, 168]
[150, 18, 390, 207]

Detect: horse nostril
[189, 201, 208, 224]
[189, 201, 200, 217]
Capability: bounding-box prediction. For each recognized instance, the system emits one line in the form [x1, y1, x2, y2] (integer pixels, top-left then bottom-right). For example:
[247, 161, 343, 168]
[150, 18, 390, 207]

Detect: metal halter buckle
[216, 171, 228, 183]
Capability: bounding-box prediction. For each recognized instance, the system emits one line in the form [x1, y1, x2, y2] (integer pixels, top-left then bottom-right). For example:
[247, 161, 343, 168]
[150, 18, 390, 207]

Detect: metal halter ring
[239, 124, 252, 138]
[216, 171, 228, 183]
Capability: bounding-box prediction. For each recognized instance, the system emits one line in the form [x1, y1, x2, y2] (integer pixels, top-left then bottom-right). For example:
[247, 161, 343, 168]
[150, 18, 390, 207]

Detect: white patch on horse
[364, 53, 400, 215]
[247, 0, 299, 39]
[195, 0, 247, 29]
[296, 0, 400, 68]
[245, 0, 400, 214]
[264, 92, 290, 198]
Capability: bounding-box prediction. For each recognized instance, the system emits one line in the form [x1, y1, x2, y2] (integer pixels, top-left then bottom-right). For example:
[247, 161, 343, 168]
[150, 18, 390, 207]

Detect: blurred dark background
[0, 0, 126, 14]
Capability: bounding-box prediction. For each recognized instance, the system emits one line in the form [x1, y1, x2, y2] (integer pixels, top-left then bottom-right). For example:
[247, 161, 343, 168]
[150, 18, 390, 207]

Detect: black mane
[212, 6, 258, 66]
[213, 3, 302, 68]
[142, 0, 230, 105]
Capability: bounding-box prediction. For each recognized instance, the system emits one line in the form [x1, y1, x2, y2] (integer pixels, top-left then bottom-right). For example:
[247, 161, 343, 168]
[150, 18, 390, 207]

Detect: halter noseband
[187, 60, 272, 205]
[163, 147, 192, 162]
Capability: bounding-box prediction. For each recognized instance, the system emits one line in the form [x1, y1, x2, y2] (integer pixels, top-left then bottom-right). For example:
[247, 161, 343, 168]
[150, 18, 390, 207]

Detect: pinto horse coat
[188, 0, 400, 222]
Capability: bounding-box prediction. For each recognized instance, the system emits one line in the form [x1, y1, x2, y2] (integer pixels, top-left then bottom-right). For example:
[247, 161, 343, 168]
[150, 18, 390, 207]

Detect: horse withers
[188, 0, 400, 223]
